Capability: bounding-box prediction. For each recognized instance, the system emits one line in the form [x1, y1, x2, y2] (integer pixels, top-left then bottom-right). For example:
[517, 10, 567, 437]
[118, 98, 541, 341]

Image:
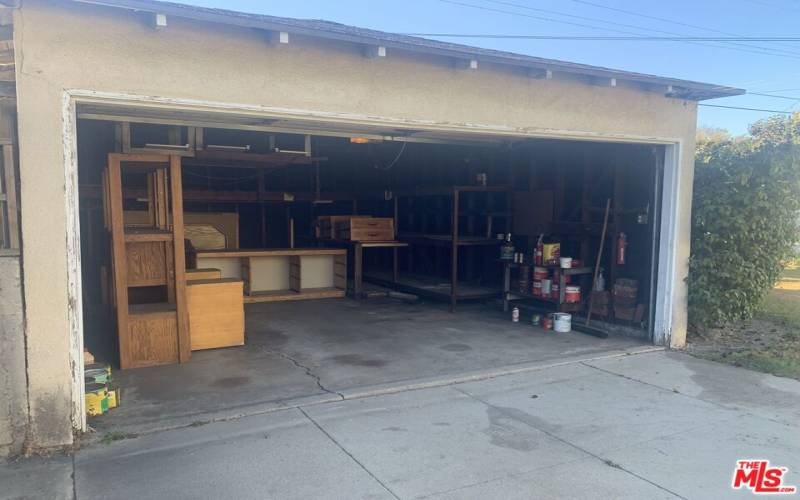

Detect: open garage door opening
[74, 106, 664, 432]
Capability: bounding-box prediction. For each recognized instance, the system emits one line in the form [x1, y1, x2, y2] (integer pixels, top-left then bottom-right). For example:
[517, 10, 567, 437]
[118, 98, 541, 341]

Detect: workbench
[195, 248, 347, 303]
[322, 240, 409, 299]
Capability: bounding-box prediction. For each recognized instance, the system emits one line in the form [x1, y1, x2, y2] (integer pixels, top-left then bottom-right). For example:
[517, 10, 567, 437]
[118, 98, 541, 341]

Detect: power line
[403, 34, 800, 42]
[477, 0, 800, 59]
[436, 0, 800, 61]
[567, 0, 800, 55]
[747, 91, 800, 100]
[699, 103, 795, 114]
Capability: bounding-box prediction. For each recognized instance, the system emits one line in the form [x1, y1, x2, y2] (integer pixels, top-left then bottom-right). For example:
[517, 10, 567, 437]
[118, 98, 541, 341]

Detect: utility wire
[436, 0, 800, 60]
[566, 0, 800, 55]
[478, 0, 800, 58]
[403, 34, 800, 42]
[747, 91, 800, 100]
[699, 103, 795, 114]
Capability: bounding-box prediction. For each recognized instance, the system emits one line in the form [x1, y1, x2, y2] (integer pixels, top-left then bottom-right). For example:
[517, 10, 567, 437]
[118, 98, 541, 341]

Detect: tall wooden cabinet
[103, 154, 190, 369]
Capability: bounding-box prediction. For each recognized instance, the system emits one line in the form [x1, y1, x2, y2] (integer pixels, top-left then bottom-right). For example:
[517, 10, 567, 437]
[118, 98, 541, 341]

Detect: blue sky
[180, 0, 799, 135]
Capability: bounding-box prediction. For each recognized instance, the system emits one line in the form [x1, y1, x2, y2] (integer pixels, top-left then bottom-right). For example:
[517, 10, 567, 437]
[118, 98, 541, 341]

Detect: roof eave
[73, 0, 745, 101]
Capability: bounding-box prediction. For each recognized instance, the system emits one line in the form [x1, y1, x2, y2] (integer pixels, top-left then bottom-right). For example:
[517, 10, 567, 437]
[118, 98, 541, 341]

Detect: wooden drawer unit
[188, 278, 245, 351]
[317, 215, 372, 239]
[334, 217, 395, 241]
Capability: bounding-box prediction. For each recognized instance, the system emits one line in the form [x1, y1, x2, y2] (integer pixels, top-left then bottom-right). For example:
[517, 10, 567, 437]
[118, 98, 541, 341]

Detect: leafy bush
[688, 117, 800, 328]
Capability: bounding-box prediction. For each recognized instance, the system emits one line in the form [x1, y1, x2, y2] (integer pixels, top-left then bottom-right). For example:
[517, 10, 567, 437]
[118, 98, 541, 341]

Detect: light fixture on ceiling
[350, 137, 373, 144]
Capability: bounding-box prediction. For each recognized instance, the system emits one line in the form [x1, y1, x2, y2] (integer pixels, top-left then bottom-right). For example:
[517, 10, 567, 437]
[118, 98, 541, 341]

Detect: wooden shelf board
[129, 302, 176, 317]
[399, 233, 502, 246]
[243, 287, 345, 303]
[124, 228, 172, 242]
[197, 248, 346, 258]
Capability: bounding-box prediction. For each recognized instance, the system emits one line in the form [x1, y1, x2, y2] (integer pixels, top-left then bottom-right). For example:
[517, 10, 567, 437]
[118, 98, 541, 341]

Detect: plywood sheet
[126, 241, 166, 286]
[127, 310, 179, 368]
[249, 256, 291, 292]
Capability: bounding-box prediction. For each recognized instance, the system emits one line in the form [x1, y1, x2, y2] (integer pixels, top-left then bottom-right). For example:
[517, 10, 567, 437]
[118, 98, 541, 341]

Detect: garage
[0, 0, 743, 453]
[73, 104, 664, 432]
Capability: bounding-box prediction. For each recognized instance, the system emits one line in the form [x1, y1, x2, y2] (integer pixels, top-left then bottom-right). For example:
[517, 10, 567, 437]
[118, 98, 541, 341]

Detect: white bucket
[553, 313, 572, 332]
[560, 257, 572, 269]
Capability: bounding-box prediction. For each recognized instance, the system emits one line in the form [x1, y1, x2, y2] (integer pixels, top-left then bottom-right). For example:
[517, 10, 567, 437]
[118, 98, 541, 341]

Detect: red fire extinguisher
[616, 232, 628, 265]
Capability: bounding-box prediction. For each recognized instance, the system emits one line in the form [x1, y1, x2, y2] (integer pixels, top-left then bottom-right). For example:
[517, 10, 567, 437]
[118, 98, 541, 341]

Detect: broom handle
[586, 198, 611, 326]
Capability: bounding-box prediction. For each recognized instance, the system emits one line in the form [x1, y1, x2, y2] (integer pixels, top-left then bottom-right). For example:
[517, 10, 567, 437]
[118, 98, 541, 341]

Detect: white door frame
[61, 89, 686, 431]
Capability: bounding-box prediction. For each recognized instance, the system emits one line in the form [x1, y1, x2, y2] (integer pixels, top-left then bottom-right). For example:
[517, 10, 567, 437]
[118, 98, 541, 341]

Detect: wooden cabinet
[335, 217, 394, 242]
[104, 154, 190, 369]
[188, 279, 244, 351]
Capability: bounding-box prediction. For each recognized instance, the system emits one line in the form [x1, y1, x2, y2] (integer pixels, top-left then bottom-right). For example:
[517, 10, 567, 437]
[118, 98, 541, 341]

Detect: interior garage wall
[13, 0, 698, 450]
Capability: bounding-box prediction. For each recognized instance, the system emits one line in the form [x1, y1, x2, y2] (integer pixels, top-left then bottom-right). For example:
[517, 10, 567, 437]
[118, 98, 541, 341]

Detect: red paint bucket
[533, 267, 549, 280]
[542, 316, 553, 330]
[565, 285, 581, 303]
[532, 280, 542, 296]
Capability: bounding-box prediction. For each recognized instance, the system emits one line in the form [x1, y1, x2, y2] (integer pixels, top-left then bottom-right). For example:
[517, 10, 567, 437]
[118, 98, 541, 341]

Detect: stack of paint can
[532, 266, 548, 297]
[85, 363, 120, 417]
[518, 264, 531, 294]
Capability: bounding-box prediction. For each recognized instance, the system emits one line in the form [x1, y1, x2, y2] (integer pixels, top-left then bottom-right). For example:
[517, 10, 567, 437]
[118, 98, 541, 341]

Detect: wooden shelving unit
[501, 262, 593, 313]
[105, 153, 190, 369]
[389, 185, 512, 311]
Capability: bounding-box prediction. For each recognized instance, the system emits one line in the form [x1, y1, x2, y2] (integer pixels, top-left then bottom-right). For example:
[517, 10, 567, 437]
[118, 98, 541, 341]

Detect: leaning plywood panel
[188, 279, 244, 351]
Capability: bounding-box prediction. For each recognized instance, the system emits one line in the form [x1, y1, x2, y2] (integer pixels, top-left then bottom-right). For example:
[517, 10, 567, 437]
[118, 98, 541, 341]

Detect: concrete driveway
[3, 350, 799, 499]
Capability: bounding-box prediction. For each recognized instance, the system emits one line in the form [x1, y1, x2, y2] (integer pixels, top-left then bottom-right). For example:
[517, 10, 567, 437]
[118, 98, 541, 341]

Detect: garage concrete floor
[93, 297, 650, 436]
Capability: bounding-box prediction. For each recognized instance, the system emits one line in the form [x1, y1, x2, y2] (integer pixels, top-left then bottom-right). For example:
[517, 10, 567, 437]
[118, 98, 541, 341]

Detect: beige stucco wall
[13, 0, 697, 449]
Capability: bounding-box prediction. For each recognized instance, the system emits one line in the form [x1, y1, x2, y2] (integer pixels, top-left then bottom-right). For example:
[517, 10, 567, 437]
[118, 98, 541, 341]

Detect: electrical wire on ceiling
[374, 141, 408, 171]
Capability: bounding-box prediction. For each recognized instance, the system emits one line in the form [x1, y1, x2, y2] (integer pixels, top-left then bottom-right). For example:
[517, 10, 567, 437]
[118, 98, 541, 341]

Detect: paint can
[518, 265, 531, 293]
[530, 313, 541, 326]
[542, 314, 554, 330]
[551, 283, 559, 300]
[560, 257, 572, 269]
[565, 285, 581, 303]
[85, 383, 109, 417]
[532, 280, 542, 297]
[541, 279, 552, 296]
[554, 313, 572, 333]
[511, 307, 520, 323]
[533, 267, 549, 280]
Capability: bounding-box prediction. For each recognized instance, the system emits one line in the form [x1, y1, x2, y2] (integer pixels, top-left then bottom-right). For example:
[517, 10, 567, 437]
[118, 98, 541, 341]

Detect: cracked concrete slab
[584, 350, 800, 427]
[602, 412, 800, 499]
[454, 361, 737, 456]
[0, 455, 74, 500]
[75, 408, 394, 500]
[91, 298, 648, 437]
[422, 456, 679, 499]
[302, 386, 589, 499]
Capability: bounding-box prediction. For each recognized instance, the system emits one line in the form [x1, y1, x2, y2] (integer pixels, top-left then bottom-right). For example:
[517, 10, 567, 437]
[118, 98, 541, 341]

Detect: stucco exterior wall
[0, 253, 28, 457]
[13, 0, 697, 449]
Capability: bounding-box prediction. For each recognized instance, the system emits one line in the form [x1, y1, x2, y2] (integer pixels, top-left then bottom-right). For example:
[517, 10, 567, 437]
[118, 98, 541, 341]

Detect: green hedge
[688, 127, 800, 328]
